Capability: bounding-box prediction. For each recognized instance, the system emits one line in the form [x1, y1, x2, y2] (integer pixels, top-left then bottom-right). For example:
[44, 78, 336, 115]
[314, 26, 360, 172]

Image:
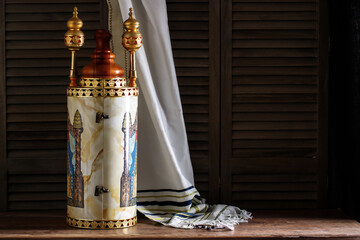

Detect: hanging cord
[124, 31, 129, 82]
[106, 0, 114, 51]
[106, 0, 129, 82]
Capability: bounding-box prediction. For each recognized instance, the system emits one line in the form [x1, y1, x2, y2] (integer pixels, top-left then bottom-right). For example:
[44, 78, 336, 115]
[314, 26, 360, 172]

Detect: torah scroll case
[64, 7, 142, 229]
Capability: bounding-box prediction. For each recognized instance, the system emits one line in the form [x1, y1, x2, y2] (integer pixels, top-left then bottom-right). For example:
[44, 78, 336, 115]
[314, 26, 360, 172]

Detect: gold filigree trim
[80, 78, 126, 88]
[66, 215, 137, 229]
[67, 87, 138, 97]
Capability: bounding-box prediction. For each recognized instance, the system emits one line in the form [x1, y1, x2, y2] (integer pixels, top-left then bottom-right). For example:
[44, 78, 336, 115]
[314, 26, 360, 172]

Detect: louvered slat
[5, 0, 103, 210]
[221, 0, 325, 209]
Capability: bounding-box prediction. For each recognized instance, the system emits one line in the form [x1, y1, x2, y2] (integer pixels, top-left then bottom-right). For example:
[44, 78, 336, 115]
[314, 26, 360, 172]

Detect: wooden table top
[0, 210, 360, 239]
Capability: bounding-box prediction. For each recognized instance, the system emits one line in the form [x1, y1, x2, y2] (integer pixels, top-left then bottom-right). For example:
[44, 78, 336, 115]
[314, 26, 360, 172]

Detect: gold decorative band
[80, 78, 126, 88]
[67, 87, 139, 97]
[66, 215, 137, 229]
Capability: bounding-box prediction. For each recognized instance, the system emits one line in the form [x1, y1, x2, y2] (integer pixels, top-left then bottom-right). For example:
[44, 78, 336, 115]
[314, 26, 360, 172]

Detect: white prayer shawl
[108, 0, 252, 230]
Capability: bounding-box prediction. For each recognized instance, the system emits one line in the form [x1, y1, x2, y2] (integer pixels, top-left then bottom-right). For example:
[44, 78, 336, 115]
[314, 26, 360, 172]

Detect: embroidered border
[66, 215, 137, 229]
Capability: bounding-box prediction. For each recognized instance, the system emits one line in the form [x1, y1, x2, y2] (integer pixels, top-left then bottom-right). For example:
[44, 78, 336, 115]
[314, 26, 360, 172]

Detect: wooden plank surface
[0, 210, 360, 239]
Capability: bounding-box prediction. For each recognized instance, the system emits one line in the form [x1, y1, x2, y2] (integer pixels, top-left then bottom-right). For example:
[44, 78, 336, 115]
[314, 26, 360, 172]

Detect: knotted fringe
[138, 190, 252, 231]
[165, 205, 252, 231]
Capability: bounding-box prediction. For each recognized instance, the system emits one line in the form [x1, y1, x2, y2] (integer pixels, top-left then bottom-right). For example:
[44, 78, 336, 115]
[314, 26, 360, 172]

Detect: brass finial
[65, 6, 85, 87]
[122, 8, 143, 88]
[73, 6, 78, 17]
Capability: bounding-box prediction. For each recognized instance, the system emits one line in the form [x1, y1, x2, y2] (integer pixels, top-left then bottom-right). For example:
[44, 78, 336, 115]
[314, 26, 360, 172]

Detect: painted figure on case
[67, 110, 85, 208]
[120, 112, 138, 207]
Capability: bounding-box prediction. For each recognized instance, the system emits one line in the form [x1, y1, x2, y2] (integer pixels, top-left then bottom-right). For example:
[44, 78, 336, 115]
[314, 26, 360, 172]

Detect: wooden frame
[0, 0, 7, 211]
[317, 0, 329, 208]
[220, 0, 232, 204]
[208, 0, 221, 204]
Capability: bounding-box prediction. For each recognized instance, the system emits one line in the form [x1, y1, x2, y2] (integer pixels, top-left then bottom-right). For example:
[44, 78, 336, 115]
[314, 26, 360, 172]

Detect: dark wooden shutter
[166, 0, 220, 203]
[2, 0, 105, 210]
[220, 0, 328, 208]
[0, 0, 328, 211]
[0, 0, 221, 211]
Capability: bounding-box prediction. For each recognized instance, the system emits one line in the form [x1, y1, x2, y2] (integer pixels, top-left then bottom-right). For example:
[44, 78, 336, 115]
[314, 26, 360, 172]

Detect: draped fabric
[107, 0, 251, 230]
[329, 0, 360, 222]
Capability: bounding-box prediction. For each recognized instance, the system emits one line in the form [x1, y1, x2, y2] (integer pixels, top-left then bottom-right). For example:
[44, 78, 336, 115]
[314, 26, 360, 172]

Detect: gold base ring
[66, 215, 137, 229]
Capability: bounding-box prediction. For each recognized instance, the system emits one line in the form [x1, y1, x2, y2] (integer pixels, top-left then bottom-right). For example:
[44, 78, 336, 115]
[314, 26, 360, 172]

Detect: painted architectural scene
[67, 110, 85, 208]
[120, 112, 138, 207]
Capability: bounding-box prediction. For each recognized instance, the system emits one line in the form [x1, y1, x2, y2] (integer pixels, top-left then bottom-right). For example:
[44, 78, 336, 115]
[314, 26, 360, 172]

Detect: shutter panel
[1, 0, 327, 211]
[221, 0, 327, 208]
[4, 0, 105, 210]
[167, 0, 220, 202]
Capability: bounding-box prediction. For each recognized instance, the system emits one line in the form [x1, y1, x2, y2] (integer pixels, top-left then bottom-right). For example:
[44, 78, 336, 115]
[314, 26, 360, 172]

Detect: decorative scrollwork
[79, 78, 126, 88]
[66, 215, 137, 229]
[67, 87, 139, 97]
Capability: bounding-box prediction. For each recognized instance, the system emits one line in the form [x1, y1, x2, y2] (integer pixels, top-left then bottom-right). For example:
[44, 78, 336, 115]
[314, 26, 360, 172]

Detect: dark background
[0, 0, 358, 221]
[329, 0, 360, 221]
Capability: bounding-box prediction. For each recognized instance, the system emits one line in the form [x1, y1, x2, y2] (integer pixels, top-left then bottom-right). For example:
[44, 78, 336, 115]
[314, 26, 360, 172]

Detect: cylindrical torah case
[65, 9, 141, 229]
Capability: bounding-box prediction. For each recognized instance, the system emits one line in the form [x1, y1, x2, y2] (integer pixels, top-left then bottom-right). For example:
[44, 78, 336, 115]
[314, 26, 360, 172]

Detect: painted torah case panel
[67, 95, 138, 229]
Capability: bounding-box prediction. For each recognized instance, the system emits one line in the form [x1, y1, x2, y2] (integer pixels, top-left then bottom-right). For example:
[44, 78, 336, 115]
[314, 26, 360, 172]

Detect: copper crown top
[82, 29, 124, 78]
